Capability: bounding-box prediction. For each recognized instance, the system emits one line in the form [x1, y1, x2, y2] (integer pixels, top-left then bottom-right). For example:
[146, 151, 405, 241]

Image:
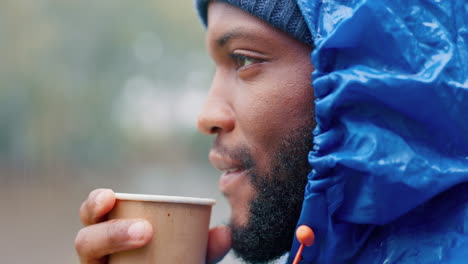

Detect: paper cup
[108, 193, 216, 264]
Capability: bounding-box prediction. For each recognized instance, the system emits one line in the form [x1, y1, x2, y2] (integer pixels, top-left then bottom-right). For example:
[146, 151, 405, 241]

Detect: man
[75, 0, 468, 263]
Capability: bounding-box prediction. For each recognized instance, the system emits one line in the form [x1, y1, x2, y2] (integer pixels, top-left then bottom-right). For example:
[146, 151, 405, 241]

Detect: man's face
[198, 2, 315, 262]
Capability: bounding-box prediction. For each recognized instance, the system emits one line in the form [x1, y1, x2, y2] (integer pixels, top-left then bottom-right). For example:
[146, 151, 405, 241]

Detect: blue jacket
[288, 0, 468, 263]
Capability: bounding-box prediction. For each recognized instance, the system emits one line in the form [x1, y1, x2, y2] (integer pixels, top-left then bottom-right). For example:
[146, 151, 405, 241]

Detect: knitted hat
[195, 0, 313, 47]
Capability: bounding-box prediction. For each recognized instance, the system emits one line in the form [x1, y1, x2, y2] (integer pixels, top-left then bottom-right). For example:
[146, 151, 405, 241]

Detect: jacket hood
[290, 0, 468, 263]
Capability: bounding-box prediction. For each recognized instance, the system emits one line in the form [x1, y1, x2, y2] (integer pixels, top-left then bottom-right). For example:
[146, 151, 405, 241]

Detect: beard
[225, 126, 313, 263]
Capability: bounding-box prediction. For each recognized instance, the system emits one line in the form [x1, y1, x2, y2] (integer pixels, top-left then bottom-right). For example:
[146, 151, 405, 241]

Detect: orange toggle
[292, 225, 315, 264]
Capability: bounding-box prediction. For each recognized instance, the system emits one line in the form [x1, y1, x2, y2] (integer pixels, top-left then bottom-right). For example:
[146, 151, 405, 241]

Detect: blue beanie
[195, 0, 313, 47]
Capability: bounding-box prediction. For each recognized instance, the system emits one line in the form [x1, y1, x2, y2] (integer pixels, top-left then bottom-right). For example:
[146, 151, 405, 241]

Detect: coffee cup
[108, 193, 216, 264]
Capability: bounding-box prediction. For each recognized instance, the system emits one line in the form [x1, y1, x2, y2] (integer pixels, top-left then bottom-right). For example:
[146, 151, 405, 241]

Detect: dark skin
[74, 2, 314, 263]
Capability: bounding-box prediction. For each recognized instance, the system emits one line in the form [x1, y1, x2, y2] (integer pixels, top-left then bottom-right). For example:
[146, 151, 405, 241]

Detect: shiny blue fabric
[288, 0, 468, 263]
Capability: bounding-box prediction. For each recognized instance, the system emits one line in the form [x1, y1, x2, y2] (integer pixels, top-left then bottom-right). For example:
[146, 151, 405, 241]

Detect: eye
[230, 53, 259, 69]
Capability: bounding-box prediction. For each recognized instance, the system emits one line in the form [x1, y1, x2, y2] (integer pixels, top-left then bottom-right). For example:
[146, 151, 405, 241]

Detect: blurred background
[0, 0, 243, 263]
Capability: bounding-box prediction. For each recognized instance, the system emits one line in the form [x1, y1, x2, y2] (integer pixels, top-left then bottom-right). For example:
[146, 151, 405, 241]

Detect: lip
[209, 150, 249, 193]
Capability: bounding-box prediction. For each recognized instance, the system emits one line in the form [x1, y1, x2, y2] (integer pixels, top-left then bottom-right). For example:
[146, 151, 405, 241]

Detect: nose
[197, 96, 235, 135]
[197, 73, 235, 135]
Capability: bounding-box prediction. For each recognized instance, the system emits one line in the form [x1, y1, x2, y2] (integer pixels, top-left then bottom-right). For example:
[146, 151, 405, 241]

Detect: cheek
[235, 71, 314, 151]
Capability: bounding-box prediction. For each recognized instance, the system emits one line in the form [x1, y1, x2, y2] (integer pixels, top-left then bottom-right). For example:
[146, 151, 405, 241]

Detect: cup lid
[115, 193, 216, 206]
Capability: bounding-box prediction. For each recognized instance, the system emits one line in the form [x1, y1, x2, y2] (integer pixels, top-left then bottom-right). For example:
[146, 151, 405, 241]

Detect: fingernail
[95, 191, 107, 209]
[128, 221, 147, 241]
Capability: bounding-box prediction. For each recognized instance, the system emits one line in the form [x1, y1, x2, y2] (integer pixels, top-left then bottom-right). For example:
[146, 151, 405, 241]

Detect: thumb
[206, 225, 232, 264]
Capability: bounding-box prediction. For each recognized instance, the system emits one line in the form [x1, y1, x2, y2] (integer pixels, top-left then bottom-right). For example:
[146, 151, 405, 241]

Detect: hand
[75, 189, 233, 264]
[75, 189, 153, 264]
[206, 225, 232, 263]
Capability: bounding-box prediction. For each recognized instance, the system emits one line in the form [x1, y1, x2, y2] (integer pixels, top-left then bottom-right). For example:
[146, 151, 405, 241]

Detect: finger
[206, 225, 232, 264]
[80, 189, 116, 226]
[75, 219, 153, 263]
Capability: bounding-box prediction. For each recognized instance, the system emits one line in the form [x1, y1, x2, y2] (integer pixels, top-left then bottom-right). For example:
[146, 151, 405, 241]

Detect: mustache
[212, 137, 255, 171]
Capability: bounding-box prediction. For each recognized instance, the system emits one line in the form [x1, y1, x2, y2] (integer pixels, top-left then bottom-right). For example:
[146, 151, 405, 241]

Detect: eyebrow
[216, 30, 259, 47]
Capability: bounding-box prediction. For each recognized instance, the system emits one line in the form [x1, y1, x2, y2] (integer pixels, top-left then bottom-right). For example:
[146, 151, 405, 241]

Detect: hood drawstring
[292, 225, 315, 264]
